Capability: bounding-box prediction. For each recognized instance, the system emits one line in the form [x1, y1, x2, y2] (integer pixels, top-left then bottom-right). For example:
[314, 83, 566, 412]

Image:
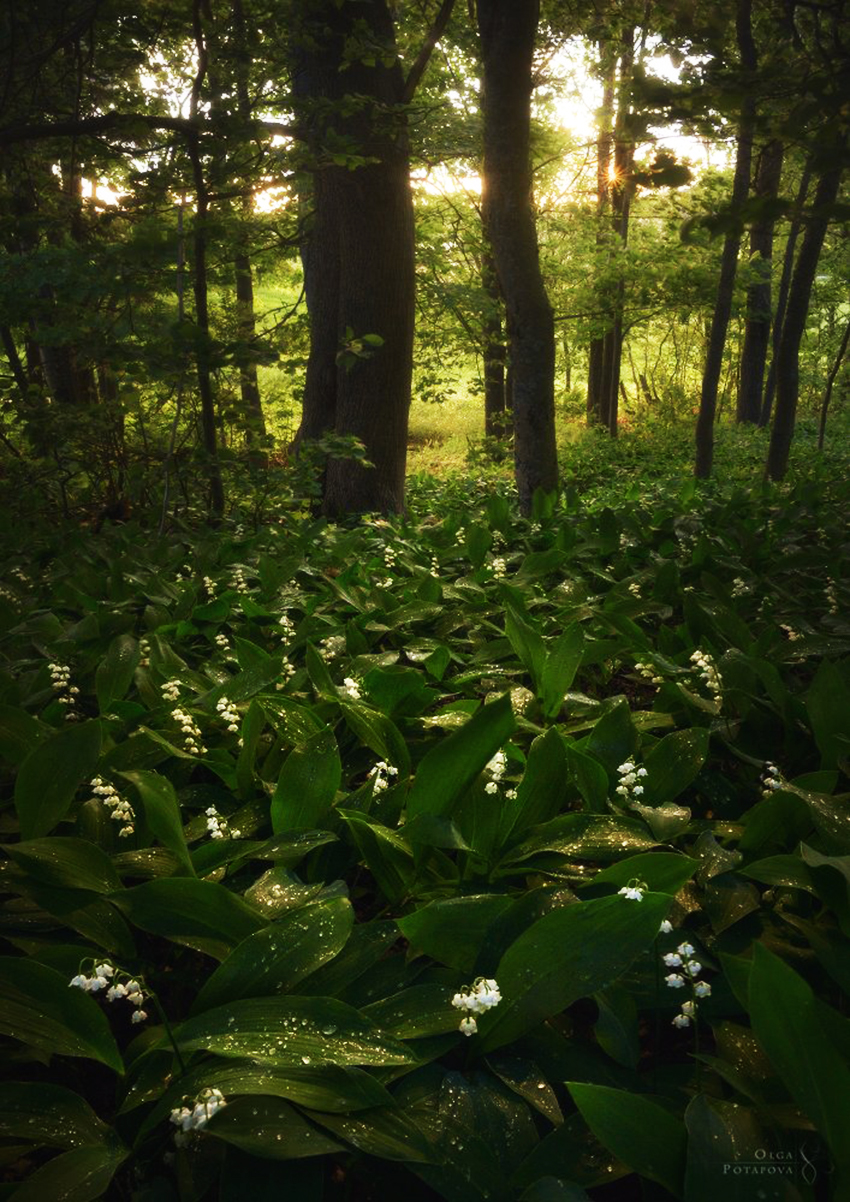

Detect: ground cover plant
[1, 434, 849, 1201]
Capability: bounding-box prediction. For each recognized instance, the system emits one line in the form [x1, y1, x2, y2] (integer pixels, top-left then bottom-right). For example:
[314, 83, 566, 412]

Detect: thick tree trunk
[695, 0, 756, 478]
[737, 138, 784, 423]
[587, 45, 616, 426]
[292, 0, 414, 515]
[477, 0, 558, 513]
[766, 158, 844, 480]
[759, 159, 812, 426]
[482, 249, 507, 437]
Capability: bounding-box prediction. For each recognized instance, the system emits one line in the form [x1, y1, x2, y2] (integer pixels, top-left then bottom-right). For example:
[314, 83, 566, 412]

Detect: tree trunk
[766, 158, 845, 480]
[818, 316, 850, 451]
[482, 249, 507, 437]
[695, 0, 756, 478]
[759, 158, 812, 426]
[737, 138, 784, 423]
[477, 0, 558, 514]
[587, 43, 616, 426]
[292, 0, 414, 516]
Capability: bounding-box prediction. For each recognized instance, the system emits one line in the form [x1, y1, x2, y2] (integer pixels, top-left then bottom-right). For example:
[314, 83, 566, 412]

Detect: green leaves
[479, 894, 671, 1051]
[119, 769, 194, 874]
[112, 879, 263, 959]
[407, 693, 515, 823]
[15, 720, 102, 839]
[271, 729, 341, 832]
[0, 959, 123, 1072]
[567, 1084, 686, 1195]
[95, 633, 139, 714]
[176, 996, 416, 1067]
[642, 727, 709, 804]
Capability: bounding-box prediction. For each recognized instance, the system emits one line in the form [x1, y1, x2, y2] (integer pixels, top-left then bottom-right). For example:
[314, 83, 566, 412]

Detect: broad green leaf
[307, 1107, 435, 1163]
[175, 995, 416, 1066]
[505, 605, 546, 691]
[2, 838, 120, 893]
[0, 959, 122, 1072]
[95, 634, 139, 714]
[271, 729, 340, 832]
[339, 812, 415, 904]
[566, 1083, 686, 1196]
[173, 1060, 394, 1113]
[501, 814, 658, 869]
[119, 770, 194, 875]
[642, 728, 709, 805]
[397, 895, 515, 972]
[806, 659, 850, 770]
[339, 699, 410, 778]
[564, 744, 608, 814]
[205, 1096, 341, 1159]
[407, 694, 516, 822]
[800, 844, 850, 933]
[748, 942, 850, 1177]
[0, 1082, 108, 1148]
[7, 1143, 128, 1202]
[0, 704, 47, 766]
[479, 894, 670, 1051]
[593, 987, 639, 1070]
[683, 1093, 765, 1202]
[586, 852, 699, 896]
[15, 721, 102, 840]
[540, 624, 584, 718]
[112, 878, 263, 960]
[236, 699, 266, 799]
[363, 984, 460, 1038]
[504, 728, 568, 839]
[584, 699, 637, 773]
[192, 898, 354, 1011]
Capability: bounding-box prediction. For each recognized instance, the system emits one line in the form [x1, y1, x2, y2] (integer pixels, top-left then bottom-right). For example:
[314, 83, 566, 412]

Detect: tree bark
[759, 158, 812, 426]
[292, 0, 415, 516]
[477, 0, 558, 514]
[818, 316, 850, 451]
[737, 138, 784, 423]
[695, 0, 756, 478]
[766, 158, 844, 480]
[482, 249, 507, 438]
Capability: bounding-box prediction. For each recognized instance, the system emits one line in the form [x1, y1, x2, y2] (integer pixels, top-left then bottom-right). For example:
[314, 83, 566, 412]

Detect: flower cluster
[139, 636, 151, 667]
[205, 806, 241, 840]
[90, 776, 135, 837]
[172, 708, 207, 756]
[49, 661, 80, 719]
[214, 632, 230, 651]
[618, 878, 647, 901]
[825, 578, 839, 616]
[170, 1088, 227, 1145]
[451, 977, 502, 1036]
[277, 613, 295, 639]
[216, 696, 239, 733]
[628, 581, 641, 598]
[274, 659, 296, 690]
[731, 577, 749, 598]
[663, 940, 711, 1027]
[320, 634, 346, 660]
[69, 962, 148, 1023]
[484, 750, 517, 799]
[231, 567, 249, 594]
[202, 575, 215, 594]
[780, 623, 801, 642]
[491, 557, 507, 579]
[369, 761, 398, 793]
[690, 650, 722, 701]
[634, 660, 664, 686]
[615, 760, 647, 803]
[341, 677, 361, 701]
[383, 545, 397, 570]
[161, 679, 181, 703]
[760, 761, 782, 798]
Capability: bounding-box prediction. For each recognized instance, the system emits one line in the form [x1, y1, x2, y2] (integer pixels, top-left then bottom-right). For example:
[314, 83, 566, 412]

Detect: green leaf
[95, 634, 139, 714]
[271, 729, 340, 832]
[112, 879, 263, 960]
[407, 694, 516, 822]
[584, 699, 637, 773]
[806, 659, 850, 770]
[0, 959, 122, 1072]
[236, 699, 266, 800]
[193, 898, 354, 1011]
[0, 1082, 108, 1148]
[205, 1096, 341, 1159]
[15, 721, 102, 840]
[564, 744, 608, 814]
[363, 984, 459, 1038]
[306, 1107, 435, 1163]
[748, 942, 850, 1177]
[505, 728, 568, 839]
[0, 704, 47, 766]
[586, 852, 699, 896]
[642, 728, 710, 804]
[7, 1143, 128, 1202]
[505, 605, 546, 691]
[683, 1093, 764, 1202]
[540, 624, 584, 718]
[479, 894, 670, 1051]
[2, 838, 120, 893]
[176, 1060, 395, 1113]
[175, 996, 416, 1066]
[593, 986, 639, 1070]
[339, 812, 415, 904]
[566, 1083, 686, 1196]
[397, 895, 515, 972]
[119, 770, 194, 875]
[339, 699, 410, 778]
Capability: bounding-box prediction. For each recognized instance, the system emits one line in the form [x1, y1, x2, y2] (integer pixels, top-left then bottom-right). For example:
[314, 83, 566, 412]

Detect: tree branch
[0, 111, 296, 148]
[402, 0, 457, 104]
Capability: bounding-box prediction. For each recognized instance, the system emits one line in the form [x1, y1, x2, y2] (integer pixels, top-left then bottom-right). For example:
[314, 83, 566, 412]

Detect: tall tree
[586, 38, 616, 426]
[736, 137, 783, 423]
[694, 0, 757, 478]
[291, 0, 431, 515]
[477, 0, 558, 513]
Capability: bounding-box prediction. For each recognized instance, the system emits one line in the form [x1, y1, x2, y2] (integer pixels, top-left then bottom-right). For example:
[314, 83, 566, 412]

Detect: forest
[0, 1, 848, 1200]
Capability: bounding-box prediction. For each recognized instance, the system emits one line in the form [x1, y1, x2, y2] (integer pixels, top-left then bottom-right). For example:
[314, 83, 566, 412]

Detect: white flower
[686, 960, 702, 977]
[693, 981, 712, 998]
[677, 943, 695, 957]
[618, 886, 644, 901]
[93, 963, 114, 979]
[342, 677, 361, 701]
[663, 953, 683, 967]
[484, 781, 499, 795]
[459, 1016, 477, 1036]
[659, 920, 673, 934]
[672, 1013, 691, 1028]
[665, 973, 686, 988]
[131, 1009, 148, 1024]
[106, 983, 128, 1002]
[681, 1000, 696, 1017]
[69, 974, 90, 990]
